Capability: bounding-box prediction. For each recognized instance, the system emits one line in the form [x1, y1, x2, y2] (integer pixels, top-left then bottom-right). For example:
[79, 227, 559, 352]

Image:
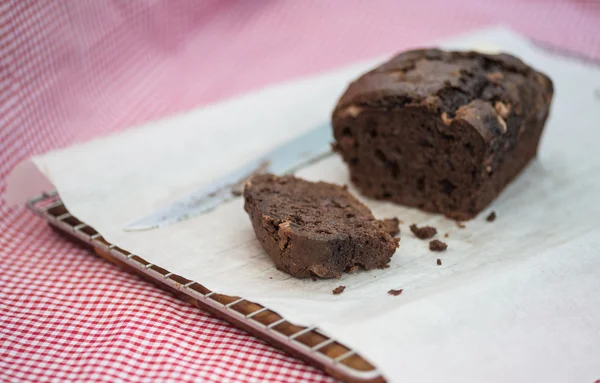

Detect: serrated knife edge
[123, 123, 334, 231]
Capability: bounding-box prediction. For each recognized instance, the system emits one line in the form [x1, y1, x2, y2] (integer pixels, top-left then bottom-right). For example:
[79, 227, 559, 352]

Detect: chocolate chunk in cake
[243, 174, 400, 279]
[410, 224, 437, 239]
[333, 285, 346, 295]
[429, 240, 448, 252]
[332, 49, 553, 220]
[486, 211, 497, 222]
[388, 289, 403, 296]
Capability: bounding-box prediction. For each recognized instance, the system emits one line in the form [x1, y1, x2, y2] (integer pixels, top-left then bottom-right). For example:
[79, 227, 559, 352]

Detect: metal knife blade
[124, 123, 334, 231]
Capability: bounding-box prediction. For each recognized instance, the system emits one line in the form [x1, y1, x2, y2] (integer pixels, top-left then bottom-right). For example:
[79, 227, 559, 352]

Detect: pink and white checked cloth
[1, 1, 599, 382]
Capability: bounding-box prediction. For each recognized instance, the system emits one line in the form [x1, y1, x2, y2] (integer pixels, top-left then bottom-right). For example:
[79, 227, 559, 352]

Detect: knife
[124, 123, 334, 231]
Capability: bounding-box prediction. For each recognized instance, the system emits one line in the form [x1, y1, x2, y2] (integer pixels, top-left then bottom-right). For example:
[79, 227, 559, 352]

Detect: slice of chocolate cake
[243, 174, 400, 278]
[332, 49, 554, 220]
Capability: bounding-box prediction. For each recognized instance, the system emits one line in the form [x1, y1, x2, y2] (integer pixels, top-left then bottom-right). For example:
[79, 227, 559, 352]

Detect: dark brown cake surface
[243, 174, 399, 278]
[332, 48, 553, 219]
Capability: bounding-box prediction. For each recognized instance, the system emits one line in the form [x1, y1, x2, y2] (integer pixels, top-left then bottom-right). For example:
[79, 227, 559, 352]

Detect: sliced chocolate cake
[243, 174, 399, 278]
[332, 48, 553, 220]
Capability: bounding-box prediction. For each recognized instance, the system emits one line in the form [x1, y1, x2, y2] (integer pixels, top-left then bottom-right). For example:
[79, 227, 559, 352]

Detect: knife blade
[124, 123, 334, 231]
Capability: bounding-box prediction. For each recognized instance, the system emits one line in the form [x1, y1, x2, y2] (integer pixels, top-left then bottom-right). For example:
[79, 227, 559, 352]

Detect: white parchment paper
[9, 27, 600, 382]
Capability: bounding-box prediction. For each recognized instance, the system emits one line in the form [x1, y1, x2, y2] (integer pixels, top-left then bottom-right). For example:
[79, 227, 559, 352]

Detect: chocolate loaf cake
[332, 49, 553, 220]
[243, 174, 399, 278]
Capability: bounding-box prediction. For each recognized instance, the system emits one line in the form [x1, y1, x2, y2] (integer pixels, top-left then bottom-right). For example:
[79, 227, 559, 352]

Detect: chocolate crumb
[409, 224, 437, 239]
[436, 258, 442, 266]
[444, 233, 449, 238]
[381, 218, 401, 236]
[388, 289, 403, 296]
[269, 277, 273, 279]
[429, 240, 448, 252]
[333, 285, 346, 295]
[486, 211, 497, 222]
[455, 221, 466, 229]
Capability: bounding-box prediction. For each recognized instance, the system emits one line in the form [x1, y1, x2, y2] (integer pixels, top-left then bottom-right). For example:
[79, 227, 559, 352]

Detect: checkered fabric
[1, 1, 599, 382]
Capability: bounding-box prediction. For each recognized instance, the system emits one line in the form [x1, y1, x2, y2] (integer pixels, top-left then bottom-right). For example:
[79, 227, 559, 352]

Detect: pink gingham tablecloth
[1, 1, 599, 382]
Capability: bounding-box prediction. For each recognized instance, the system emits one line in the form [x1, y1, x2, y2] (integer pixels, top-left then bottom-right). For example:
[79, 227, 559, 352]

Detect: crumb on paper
[437, 258, 442, 266]
[486, 211, 497, 222]
[409, 224, 437, 239]
[444, 233, 449, 238]
[382, 217, 400, 236]
[388, 289, 403, 296]
[269, 277, 273, 279]
[455, 221, 466, 229]
[311, 276, 317, 281]
[333, 285, 346, 295]
[430, 240, 448, 252]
